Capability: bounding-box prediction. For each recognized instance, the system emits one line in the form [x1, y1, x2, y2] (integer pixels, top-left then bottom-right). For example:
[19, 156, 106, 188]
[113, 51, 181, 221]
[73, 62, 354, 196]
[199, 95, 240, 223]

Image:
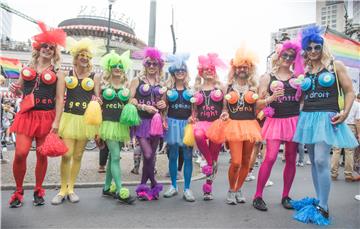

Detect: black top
[23, 66, 57, 111]
[167, 89, 192, 120]
[135, 79, 163, 119]
[101, 88, 125, 122]
[227, 86, 256, 120]
[302, 68, 339, 112]
[268, 74, 300, 118]
[197, 89, 223, 122]
[64, 70, 95, 115]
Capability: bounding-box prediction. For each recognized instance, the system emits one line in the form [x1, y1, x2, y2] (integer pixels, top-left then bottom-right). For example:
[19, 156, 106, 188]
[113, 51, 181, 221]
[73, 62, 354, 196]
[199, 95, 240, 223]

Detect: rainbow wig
[66, 37, 105, 58]
[197, 53, 226, 76]
[277, 39, 304, 76]
[301, 25, 324, 50]
[101, 50, 132, 73]
[32, 21, 67, 49]
[167, 53, 190, 75]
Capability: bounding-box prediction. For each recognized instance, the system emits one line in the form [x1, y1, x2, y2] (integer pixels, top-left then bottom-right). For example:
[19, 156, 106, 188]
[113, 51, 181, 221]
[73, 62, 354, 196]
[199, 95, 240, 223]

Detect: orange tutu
[207, 119, 262, 143]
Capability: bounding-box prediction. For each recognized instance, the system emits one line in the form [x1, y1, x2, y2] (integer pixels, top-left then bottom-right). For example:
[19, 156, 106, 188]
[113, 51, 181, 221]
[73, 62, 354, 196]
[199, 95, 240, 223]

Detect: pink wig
[133, 47, 164, 68]
[276, 39, 304, 77]
[197, 53, 226, 76]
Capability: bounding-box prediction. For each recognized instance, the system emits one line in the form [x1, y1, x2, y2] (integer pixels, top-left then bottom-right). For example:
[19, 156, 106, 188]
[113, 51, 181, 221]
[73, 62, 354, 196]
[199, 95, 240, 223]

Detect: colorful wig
[32, 21, 67, 49]
[301, 25, 324, 50]
[230, 45, 259, 68]
[101, 50, 132, 73]
[66, 37, 105, 58]
[197, 53, 226, 76]
[133, 47, 164, 68]
[167, 53, 190, 75]
[276, 39, 304, 76]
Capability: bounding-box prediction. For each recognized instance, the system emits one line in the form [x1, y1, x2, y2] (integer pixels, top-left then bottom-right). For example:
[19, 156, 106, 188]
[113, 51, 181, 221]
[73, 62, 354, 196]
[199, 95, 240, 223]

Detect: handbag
[332, 60, 345, 111]
[19, 79, 39, 114]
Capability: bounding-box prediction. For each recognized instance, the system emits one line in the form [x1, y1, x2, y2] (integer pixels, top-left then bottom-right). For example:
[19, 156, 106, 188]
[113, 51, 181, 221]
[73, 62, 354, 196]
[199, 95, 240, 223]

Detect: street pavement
[1, 152, 360, 229]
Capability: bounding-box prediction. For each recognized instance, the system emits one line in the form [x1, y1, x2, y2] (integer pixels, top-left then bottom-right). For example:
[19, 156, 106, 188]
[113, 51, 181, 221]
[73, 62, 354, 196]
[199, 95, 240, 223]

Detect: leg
[132, 145, 141, 173]
[194, 129, 212, 166]
[298, 144, 305, 164]
[178, 147, 184, 172]
[254, 140, 282, 198]
[182, 146, 193, 190]
[67, 139, 87, 194]
[138, 137, 154, 185]
[209, 140, 222, 163]
[12, 134, 33, 191]
[35, 136, 48, 190]
[282, 141, 298, 198]
[330, 147, 341, 178]
[307, 144, 319, 197]
[228, 141, 243, 192]
[106, 140, 123, 192]
[235, 141, 255, 191]
[314, 142, 332, 211]
[168, 144, 179, 188]
[99, 143, 109, 167]
[344, 124, 356, 179]
[104, 153, 113, 191]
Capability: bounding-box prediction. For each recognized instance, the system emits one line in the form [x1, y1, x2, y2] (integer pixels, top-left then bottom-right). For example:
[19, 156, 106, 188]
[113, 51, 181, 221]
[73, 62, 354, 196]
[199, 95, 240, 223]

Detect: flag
[0, 56, 22, 79]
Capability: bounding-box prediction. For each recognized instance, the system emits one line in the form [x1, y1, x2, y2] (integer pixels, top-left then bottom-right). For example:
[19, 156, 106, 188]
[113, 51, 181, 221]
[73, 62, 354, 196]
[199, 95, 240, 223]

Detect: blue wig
[301, 25, 325, 50]
[167, 53, 190, 75]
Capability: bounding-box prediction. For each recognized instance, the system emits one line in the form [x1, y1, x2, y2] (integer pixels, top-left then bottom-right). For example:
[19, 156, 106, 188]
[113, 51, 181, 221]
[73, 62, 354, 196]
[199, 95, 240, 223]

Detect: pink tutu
[261, 116, 298, 141]
[194, 121, 212, 134]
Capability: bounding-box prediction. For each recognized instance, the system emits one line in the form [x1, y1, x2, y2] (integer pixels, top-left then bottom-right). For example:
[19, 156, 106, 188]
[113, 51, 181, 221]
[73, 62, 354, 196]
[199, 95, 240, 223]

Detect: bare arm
[94, 73, 102, 98]
[129, 77, 139, 105]
[256, 73, 271, 109]
[52, 70, 65, 132]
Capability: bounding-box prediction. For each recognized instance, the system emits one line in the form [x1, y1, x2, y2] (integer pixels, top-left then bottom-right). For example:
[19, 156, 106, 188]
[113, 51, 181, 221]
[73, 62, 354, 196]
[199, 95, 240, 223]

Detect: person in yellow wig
[51, 37, 104, 205]
[99, 50, 137, 204]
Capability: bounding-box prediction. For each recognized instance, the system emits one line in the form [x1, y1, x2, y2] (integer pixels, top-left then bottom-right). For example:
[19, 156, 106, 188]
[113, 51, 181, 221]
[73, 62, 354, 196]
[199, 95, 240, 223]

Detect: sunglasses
[110, 63, 124, 70]
[305, 44, 322, 52]
[78, 52, 92, 59]
[281, 53, 296, 61]
[174, 69, 187, 73]
[40, 43, 55, 51]
[144, 61, 159, 67]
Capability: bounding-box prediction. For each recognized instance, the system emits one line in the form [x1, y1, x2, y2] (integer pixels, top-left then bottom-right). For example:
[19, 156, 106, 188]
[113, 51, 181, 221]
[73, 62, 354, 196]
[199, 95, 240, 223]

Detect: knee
[194, 130, 206, 140]
[14, 153, 27, 164]
[231, 162, 241, 170]
[314, 157, 329, 170]
[73, 153, 83, 163]
[264, 154, 277, 165]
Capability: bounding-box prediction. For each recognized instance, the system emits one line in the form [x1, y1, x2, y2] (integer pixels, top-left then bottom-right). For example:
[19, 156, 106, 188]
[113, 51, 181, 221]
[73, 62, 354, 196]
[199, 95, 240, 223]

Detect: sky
[2, 0, 317, 80]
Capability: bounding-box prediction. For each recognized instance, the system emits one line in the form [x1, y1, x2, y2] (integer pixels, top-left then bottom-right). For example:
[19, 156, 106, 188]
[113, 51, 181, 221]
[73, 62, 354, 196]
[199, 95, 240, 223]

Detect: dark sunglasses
[40, 43, 55, 51]
[110, 63, 124, 70]
[281, 53, 296, 61]
[174, 69, 187, 73]
[236, 65, 249, 71]
[305, 44, 322, 52]
[144, 61, 159, 67]
[78, 52, 92, 59]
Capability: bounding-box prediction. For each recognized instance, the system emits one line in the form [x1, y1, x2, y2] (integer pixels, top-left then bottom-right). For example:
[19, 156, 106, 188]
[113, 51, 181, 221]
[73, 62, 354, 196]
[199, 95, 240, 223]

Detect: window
[332, 19, 336, 23]
[332, 9, 336, 13]
[322, 16, 326, 20]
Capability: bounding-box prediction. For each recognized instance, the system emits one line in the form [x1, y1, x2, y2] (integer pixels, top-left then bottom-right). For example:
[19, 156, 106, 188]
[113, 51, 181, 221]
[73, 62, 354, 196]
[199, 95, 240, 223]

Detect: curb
[1, 173, 206, 191]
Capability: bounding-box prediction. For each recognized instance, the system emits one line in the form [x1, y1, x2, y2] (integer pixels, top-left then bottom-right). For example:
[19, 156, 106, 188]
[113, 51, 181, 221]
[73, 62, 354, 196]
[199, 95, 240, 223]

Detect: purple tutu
[135, 118, 164, 138]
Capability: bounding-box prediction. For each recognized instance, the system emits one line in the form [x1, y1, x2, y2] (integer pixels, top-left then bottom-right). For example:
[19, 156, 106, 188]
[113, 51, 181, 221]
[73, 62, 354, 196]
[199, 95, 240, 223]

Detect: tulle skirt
[135, 118, 164, 138]
[293, 111, 358, 148]
[207, 119, 262, 144]
[165, 118, 188, 146]
[10, 109, 55, 138]
[99, 121, 130, 142]
[262, 116, 298, 141]
[194, 121, 212, 133]
[58, 112, 99, 140]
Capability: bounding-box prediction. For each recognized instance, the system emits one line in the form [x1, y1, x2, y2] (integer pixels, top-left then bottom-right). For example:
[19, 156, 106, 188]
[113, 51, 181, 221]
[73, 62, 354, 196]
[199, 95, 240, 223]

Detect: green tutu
[59, 112, 99, 140]
[99, 121, 130, 142]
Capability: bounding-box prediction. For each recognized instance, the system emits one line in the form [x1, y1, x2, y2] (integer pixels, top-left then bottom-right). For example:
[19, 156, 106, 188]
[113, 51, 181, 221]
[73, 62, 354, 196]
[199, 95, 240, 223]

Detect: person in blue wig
[291, 25, 358, 225]
[163, 53, 196, 202]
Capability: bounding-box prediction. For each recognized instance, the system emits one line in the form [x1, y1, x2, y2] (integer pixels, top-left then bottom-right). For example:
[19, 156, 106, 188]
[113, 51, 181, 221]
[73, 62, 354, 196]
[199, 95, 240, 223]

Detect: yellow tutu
[59, 112, 99, 140]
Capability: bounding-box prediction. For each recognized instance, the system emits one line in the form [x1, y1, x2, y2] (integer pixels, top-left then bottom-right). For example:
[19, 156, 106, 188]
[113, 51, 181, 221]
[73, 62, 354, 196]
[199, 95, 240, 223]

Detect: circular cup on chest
[65, 76, 78, 89]
[118, 88, 130, 102]
[225, 91, 239, 104]
[167, 89, 179, 102]
[190, 92, 204, 105]
[244, 91, 259, 104]
[139, 84, 151, 96]
[40, 70, 57, 85]
[270, 80, 284, 92]
[102, 88, 116, 100]
[210, 89, 223, 102]
[318, 72, 335, 87]
[81, 78, 95, 91]
[21, 67, 37, 81]
[301, 78, 312, 91]
[182, 89, 193, 101]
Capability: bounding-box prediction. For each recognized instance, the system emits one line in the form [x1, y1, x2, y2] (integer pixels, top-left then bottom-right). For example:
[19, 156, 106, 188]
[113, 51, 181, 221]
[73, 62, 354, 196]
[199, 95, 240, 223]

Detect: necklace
[309, 66, 322, 91]
[201, 90, 211, 106]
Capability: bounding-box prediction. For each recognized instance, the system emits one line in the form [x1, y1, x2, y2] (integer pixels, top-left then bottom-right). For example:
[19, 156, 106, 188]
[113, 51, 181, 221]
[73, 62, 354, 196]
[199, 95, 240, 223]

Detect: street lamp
[106, 0, 117, 53]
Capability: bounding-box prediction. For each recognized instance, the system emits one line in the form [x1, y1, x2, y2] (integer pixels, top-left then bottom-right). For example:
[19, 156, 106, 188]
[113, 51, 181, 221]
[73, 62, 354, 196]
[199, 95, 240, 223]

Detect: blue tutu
[165, 118, 188, 146]
[293, 111, 358, 148]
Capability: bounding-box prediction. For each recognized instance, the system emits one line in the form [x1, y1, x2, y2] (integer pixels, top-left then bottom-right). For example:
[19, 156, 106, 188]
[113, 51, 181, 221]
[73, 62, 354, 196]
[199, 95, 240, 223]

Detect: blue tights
[306, 142, 331, 211]
[168, 144, 193, 190]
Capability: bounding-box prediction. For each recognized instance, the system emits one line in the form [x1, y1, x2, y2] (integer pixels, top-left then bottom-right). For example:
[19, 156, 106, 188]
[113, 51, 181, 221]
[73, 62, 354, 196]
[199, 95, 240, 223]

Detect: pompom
[84, 101, 102, 125]
[183, 124, 195, 147]
[290, 197, 319, 211]
[38, 133, 68, 157]
[150, 113, 164, 136]
[293, 204, 330, 225]
[150, 184, 163, 200]
[119, 187, 130, 199]
[263, 106, 275, 118]
[120, 103, 141, 126]
[202, 165, 213, 176]
[202, 183, 212, 193]
[109, 182, 117, 193]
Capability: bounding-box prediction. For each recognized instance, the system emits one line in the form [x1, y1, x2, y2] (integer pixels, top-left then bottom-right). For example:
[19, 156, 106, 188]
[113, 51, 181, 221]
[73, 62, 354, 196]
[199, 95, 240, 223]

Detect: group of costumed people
[7, 21, 358, 226]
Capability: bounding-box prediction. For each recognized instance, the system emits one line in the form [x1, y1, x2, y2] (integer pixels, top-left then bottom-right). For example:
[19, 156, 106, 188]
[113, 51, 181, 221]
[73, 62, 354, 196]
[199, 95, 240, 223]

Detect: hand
[331, 111, 348, 125]
[51, 121, 59, 133]
[92, 95, 103, 105]
[271, 88, 285, 100]
[145, 105, 158, 114]
[220, 111, 229, 121]
[188, 116, 196, 124]
[156, 100, 166, 110]
[163, 119, 168, 130]
[130, 98, 138, 106]
[10, 82, 22, 95]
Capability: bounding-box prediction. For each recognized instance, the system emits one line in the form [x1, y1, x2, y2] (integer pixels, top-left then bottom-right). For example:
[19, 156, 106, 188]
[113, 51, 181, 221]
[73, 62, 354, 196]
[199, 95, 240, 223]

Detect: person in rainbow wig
[192, 53, 226, 201]
[290, 25, 358, 226]
[8, 21, 66, 208]
[162, 53, 195, 202]
[207, 45, 262, 205]
[99, 50, 137, 204]
[129, 47, 166, 201]
[252, 38, 304, 212]
[51, 37, 104, 205]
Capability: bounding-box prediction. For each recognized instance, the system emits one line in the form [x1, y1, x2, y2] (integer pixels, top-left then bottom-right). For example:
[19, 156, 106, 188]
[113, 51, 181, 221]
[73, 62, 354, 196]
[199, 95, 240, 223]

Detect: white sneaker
[67, 192, 80, 203]
[163, 186, 178, 198]
[306, 160, 311, 165]
[51, 194, 65, 205]
[355, 195, 360, 201]
[183, 189, 195, 202]
[245, 172, 256, 182]
[265, 180, 274, 187]
[226, 191, 237, 205]
[235, 190, 246, 203]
